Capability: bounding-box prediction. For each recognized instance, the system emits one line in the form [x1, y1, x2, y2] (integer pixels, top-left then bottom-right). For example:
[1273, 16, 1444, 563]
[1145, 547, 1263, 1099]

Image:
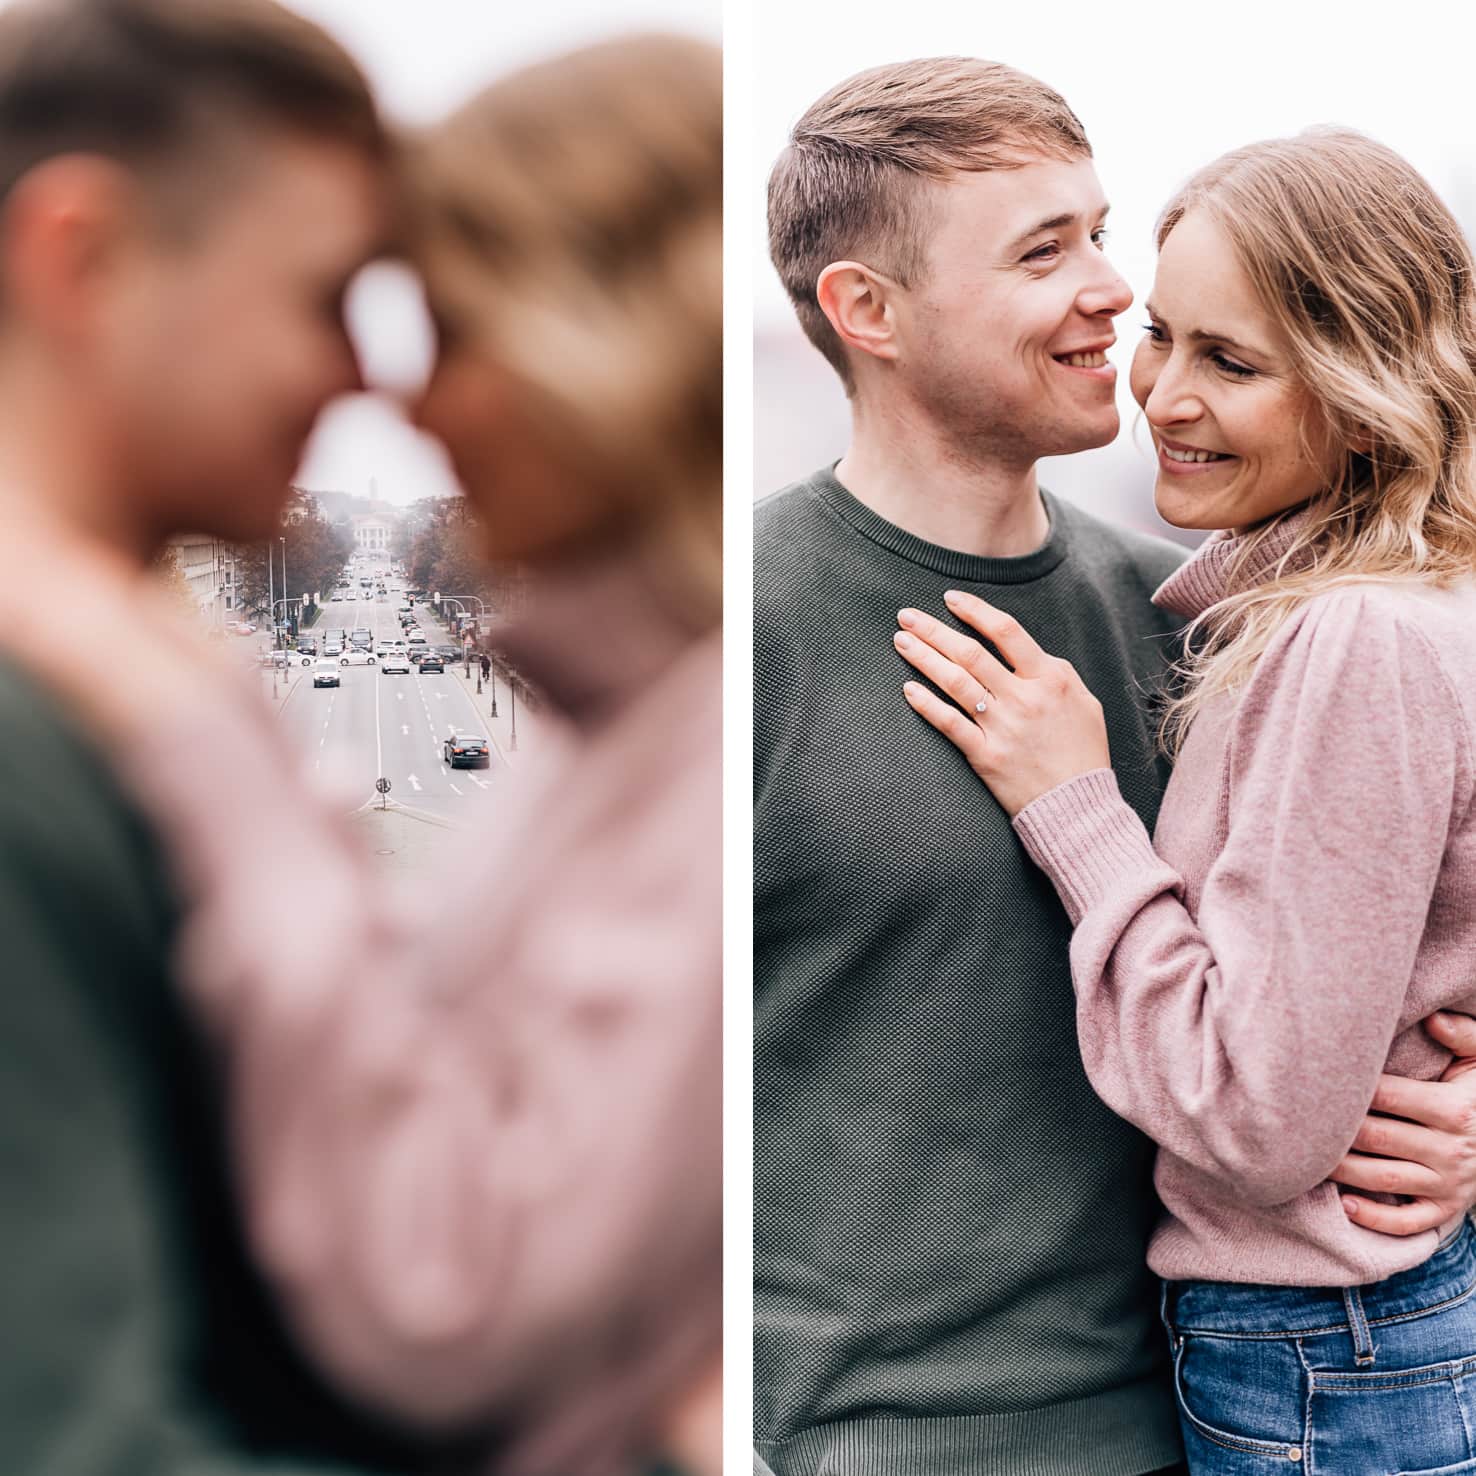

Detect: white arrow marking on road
[434, 692, 446, 700]
[407, 774, 422, 791]
[401, 724, 409, 735]
[396, 691, 404, 701]
[468, 774, 490, 790]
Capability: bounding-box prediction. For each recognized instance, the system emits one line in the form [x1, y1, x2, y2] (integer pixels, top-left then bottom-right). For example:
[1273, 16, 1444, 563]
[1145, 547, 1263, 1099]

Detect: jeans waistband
[1164, 1218, 1476, 1338]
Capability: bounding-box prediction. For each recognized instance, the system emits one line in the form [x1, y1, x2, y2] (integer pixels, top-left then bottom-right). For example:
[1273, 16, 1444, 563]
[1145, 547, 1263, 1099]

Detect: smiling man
[753, 61, 1189, 1476]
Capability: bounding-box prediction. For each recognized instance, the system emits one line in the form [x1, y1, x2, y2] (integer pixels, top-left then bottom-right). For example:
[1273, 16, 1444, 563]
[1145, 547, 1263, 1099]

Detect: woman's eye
[1091, 227, 1110, 250]
[1211, 350, 1256, 378]
[1141, 322, 1166, 343]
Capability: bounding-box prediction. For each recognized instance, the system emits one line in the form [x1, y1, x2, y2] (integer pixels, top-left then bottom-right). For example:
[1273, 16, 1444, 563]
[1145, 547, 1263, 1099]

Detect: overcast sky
[289, 0, 721, 507]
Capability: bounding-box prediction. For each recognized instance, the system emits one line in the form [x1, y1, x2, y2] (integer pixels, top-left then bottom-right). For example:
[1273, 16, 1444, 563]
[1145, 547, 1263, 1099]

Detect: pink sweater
[103, 550, 722, 1476]
[1012, 513, 1476, 1287]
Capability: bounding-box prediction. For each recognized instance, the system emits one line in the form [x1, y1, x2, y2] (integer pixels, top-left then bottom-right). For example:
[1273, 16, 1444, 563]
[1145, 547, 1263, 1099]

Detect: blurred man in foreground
[0, 0, 418, 1469]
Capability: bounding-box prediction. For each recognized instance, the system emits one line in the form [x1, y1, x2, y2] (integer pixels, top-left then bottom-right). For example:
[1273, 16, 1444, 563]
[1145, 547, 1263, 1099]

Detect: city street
[255, 571, 518, 830]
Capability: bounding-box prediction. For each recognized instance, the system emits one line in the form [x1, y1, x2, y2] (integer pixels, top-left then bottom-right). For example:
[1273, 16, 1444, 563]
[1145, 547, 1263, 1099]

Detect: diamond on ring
[974, 698, 988, 714]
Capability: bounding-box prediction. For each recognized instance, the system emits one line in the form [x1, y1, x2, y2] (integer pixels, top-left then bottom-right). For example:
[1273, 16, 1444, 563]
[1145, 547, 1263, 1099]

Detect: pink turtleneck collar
[1152, 503, 1321, 623]
[490, 537, 718, 730]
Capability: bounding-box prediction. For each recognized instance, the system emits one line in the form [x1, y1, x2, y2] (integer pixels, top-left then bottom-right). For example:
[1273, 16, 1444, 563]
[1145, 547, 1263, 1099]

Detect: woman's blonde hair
[405, 33, 722, 620]
[1156, 128, 1476, 751]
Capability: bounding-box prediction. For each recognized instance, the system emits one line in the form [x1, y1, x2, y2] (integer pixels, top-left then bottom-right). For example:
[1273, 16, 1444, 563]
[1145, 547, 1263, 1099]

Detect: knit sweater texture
[754, 466, 1189, 1476]
[1013, 511, 1476, 1286]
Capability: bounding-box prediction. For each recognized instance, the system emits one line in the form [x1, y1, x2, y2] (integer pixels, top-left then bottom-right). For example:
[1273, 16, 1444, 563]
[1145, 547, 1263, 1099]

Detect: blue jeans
[1161, 1219, 1476, 1474]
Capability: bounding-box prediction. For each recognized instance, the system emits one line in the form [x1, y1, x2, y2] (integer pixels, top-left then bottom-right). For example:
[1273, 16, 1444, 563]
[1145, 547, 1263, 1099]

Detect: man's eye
[1025, 242, 1060, 263]
[1091, 227, 1110, 250]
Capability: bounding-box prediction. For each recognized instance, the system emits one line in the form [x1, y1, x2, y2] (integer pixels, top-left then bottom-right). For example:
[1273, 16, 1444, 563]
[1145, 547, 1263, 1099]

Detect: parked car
[443, 733, 489, 768]
[416, 655, 444, 674]
[312, 659, 340, 689]
[379, 653, 411, 675]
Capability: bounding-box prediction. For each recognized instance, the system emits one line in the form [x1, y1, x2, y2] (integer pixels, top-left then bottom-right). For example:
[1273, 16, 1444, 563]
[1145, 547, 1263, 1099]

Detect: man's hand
[1336, 1011, 1476, 1235]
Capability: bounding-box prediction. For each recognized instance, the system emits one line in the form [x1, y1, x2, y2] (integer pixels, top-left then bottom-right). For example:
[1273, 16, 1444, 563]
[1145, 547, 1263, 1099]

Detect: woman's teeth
[1058, 351, 1107, 368]
[1162, 445, 1230, 463]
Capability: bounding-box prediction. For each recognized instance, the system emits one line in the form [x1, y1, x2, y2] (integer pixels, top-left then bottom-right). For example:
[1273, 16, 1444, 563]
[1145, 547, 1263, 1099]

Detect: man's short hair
[0, 0, 385, 227]
[768, 57, 1091, 387]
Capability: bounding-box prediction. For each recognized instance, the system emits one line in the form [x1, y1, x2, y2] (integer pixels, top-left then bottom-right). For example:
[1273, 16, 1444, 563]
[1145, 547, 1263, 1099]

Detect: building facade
[165, 533, 239, 626]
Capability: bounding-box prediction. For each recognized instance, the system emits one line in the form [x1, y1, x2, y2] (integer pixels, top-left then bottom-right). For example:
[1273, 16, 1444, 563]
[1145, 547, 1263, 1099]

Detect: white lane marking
[448, 781, 463, 795]
[407, 773, 422, 791]
[401, 724, 409, 735]
[468, 773, 490, 790]
[434, 692, 446, 701]
[396, 691, 404, 701]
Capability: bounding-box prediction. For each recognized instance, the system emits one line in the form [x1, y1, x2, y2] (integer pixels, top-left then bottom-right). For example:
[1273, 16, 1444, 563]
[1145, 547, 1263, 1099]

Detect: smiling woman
[886, 124, 1476, 1476]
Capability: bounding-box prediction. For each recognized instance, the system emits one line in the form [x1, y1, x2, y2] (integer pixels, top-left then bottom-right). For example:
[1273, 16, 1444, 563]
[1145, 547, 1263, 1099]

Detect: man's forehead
[938, 156, 1108, 239]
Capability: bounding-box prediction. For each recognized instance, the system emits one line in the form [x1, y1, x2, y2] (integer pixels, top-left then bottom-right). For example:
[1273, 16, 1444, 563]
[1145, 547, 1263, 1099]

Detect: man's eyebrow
[1005, 203, 1111, 256]
[1144, 303, 1258, 356]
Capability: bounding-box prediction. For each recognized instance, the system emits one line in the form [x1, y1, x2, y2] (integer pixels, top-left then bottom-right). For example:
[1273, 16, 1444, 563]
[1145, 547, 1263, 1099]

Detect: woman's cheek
[1128, 339, 1156, 411]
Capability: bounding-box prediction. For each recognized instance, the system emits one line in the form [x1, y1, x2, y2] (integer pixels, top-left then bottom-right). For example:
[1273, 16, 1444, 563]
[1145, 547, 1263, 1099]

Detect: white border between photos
[721, 1, 755, 1469]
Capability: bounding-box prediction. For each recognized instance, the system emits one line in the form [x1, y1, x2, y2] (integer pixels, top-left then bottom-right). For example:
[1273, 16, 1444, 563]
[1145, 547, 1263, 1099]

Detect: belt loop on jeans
[1159, 1281, 1182, 1353]
[1341, 1285, 1376, 1365]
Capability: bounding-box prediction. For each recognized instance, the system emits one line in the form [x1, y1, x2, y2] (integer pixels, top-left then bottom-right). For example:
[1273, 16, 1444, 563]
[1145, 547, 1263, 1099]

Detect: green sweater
[0, 661, 426, 1475]
[754, 469, 1189, 1476]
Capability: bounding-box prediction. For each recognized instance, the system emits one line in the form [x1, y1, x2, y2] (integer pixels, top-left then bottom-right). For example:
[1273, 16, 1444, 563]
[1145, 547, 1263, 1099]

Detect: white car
[380, 653, 411, 675]
[407, 632, 428, 647]
[312, 659, 340, 689]
[374, 638, 408, 658]
[337, 648, 377, 667]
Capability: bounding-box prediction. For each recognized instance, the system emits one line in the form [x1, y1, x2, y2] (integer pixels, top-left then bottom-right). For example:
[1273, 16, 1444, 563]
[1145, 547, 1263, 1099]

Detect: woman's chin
[1153, 480, 1223, 533]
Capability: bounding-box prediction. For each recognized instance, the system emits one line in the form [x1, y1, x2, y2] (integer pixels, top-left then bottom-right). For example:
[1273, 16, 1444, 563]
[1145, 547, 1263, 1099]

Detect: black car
[443, 733, 489, 768]
[416, 655, 445, 674]
[435, 645, 461, 663]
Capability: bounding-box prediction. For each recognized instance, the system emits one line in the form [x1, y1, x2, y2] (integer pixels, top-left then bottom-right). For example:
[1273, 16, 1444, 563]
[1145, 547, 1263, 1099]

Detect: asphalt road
[269, 578, 500, 823]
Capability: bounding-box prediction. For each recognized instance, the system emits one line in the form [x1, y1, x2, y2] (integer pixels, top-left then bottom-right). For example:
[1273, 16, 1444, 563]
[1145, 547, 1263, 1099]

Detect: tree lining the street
[401, 495, 522, 638]
[229, 488, 355, 627]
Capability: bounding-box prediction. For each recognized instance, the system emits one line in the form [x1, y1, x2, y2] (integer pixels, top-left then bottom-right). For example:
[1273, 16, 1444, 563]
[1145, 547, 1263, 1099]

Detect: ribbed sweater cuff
[1012, 768, 1160, 925]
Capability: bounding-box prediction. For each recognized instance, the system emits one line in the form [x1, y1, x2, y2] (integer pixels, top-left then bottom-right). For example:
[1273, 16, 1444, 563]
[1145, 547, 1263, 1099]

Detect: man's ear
[0, 154, 138, 340]
[816, 259, 900, 369]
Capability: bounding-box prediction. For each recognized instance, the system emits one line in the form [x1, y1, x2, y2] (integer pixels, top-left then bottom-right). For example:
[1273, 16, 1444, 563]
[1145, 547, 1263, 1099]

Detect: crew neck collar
[809, 463, 1069, 585]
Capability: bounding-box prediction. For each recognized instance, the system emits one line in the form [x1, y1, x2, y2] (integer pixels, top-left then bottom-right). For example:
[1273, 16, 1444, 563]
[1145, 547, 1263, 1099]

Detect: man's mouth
[1053, 350, 1110, 369]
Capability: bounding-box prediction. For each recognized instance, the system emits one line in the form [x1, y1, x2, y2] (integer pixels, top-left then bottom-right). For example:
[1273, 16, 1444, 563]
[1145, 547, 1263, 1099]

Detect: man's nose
[1079, 254, 1133, 318]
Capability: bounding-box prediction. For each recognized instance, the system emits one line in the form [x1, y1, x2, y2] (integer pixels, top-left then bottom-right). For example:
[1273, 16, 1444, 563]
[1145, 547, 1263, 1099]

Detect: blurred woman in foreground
[39, 33, 723, 1476]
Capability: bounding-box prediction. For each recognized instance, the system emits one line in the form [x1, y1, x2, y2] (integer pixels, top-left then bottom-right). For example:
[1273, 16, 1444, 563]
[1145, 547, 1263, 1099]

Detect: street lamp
[509, 675, 517, 752]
